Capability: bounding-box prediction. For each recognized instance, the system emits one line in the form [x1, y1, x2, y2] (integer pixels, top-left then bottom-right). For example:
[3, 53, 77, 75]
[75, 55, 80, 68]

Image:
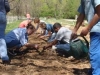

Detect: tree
[8, 0, 80, 19]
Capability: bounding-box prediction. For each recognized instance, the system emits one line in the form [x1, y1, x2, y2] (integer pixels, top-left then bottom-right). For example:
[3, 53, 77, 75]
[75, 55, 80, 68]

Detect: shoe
[8, 50, 17, 56]
[52, 45, 57, 50]
[2, 60, 10, 65]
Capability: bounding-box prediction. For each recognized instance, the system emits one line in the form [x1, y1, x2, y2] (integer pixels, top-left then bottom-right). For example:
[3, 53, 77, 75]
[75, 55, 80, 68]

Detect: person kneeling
[43, 23, 72, 57]
[5, 24, 39, 55]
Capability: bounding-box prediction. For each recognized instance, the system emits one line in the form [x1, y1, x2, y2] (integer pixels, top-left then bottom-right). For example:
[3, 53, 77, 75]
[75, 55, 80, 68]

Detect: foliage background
[8, 0, 80, 19]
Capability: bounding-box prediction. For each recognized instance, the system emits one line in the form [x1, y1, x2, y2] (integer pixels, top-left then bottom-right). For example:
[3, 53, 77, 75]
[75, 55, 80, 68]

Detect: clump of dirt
[0, 27, 90, 75]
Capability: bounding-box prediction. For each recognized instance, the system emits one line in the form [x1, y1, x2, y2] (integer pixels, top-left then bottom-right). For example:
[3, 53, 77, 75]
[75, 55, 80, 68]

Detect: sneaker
[2, 60, 10, 65]
[52, 45, 57, 50]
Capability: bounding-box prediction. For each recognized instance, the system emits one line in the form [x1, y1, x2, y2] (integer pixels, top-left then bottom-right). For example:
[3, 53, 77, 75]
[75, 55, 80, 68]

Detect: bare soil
[0, 26, 90, 75]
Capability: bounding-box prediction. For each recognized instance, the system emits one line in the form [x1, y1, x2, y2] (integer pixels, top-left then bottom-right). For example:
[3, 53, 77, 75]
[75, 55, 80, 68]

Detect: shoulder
[60, 27, 67, 31]
[14, 28, 26, 32]
[59, 27, 71, 32]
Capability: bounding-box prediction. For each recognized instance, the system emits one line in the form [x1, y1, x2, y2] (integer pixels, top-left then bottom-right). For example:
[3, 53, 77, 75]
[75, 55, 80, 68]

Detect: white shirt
[55, 27, 72, 43]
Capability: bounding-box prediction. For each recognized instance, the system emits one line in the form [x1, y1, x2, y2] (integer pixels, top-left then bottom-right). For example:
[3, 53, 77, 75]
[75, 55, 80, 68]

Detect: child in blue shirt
[5, 24, 39, 51]
[37, 22, 55, 42]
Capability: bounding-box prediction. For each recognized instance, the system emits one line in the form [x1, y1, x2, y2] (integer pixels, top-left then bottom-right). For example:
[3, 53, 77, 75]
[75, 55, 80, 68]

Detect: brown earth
[0, 26, 90, 75]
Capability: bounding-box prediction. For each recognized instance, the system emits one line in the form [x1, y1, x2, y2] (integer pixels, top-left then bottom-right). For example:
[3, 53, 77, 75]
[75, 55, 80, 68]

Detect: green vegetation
[5, 20, 22, 33]
[9, 0, 80, 19]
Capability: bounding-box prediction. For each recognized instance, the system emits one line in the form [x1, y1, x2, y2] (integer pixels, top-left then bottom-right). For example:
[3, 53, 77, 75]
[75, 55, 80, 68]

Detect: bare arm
[44, 40, 58, 49]
[24, 43, 39, 49]
[44, 31, 52, 37]
[71, 13, 85, 39]
[74, 13, 85, 32]
[87, 14, 99, 31]
[80, 14, 100, 36]
[96, 5, 100, 19]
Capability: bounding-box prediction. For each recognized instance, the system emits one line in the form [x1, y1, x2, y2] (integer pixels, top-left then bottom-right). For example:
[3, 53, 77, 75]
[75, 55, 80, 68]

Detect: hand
[41, 46, 47, 53]
[80, 27, 89, 36]
[40, 36, 45, 39]
[36, 34, 41, 38]
[34, 44, 39, 50]
[71, 29, 78, 40]
[43, 46, 46, 50]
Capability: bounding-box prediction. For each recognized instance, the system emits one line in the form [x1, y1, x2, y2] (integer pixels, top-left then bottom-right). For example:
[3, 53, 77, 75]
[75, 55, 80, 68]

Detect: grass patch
[43, 18, 76, 26]
[5, 20, 22, 33]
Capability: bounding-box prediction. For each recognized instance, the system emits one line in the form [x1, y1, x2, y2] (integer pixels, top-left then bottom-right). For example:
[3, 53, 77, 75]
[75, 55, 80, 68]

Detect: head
[26, 23, 35, 35]
[39, 22, 46, 29]
[33, 17, 40, 23]
[53, 23, 62, 32]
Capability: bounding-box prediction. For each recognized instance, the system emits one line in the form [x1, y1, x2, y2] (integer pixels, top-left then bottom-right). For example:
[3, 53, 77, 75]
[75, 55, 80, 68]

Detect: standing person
[71, 0, 100, 75]
[0, 0, 10, 64]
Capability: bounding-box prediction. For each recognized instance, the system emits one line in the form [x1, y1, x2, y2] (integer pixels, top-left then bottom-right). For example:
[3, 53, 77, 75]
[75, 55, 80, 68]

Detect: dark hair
[39, 22, 46, 29]
[34, 17, 40, 23]
[53, 23, 62, 29]
[26, 23, 35, 30]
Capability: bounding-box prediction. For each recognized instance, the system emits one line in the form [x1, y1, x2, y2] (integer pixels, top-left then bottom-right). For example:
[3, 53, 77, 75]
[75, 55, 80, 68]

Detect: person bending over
[33, 17, 46, 34]
[37, 22, 55, 42]
[43, 23, 72, 56]
[5, 24, 39, 53]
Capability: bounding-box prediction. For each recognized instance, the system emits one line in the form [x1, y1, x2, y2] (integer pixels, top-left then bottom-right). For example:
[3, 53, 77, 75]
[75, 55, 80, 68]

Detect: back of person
[55, 27, 72, 43]
[5, 28, 27, 48]
[46, 24, 54, 33]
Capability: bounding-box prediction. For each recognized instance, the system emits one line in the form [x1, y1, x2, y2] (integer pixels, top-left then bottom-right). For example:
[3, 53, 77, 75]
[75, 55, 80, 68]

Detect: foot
[2, 60, 10, 65]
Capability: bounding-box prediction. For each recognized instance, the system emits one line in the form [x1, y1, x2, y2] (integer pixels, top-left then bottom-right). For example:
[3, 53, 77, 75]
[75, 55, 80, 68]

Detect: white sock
[52, 45, 57, 50]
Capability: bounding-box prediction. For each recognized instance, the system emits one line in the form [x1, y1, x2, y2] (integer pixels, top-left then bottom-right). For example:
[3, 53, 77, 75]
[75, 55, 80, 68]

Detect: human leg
[0, 39, 9, 61]
[56, 43, 70, 51]
[89, 32, 100, 75]
[55, 43, 70, 57]
[0, 12, 9, 62]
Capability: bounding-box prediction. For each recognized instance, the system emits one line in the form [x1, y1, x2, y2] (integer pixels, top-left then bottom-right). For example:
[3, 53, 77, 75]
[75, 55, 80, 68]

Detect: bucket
[70, 35, 89, 59]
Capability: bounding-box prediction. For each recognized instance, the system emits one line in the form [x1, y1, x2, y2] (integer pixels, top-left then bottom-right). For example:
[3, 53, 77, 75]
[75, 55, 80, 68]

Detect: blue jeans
[89, 32, 100, 75]
[0, 12, 9, 61]
[56, 41, 70, 51]
[55, 41, 70, 56]
[5, 32, 22, 48]
[7, 40, 22, 48]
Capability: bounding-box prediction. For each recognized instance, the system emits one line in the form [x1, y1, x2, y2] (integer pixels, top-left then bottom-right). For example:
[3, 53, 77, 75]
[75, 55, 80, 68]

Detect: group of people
[1, 0, 100, 75]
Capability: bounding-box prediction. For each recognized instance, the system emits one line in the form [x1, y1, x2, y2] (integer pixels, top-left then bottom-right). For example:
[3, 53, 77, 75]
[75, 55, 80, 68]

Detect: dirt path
[0, 26, 90, 75]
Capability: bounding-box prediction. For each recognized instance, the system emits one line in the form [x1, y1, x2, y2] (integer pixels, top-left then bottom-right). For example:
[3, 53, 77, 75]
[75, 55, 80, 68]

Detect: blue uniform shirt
[78, 0, 100, 33]
[46, 24, 54, 33]
[0, 0, 10, 14]
[5, 28, 28, 48]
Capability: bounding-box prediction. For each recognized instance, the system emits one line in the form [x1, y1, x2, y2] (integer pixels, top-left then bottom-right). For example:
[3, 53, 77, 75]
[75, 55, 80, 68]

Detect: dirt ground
[0, 26, 90, 75]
